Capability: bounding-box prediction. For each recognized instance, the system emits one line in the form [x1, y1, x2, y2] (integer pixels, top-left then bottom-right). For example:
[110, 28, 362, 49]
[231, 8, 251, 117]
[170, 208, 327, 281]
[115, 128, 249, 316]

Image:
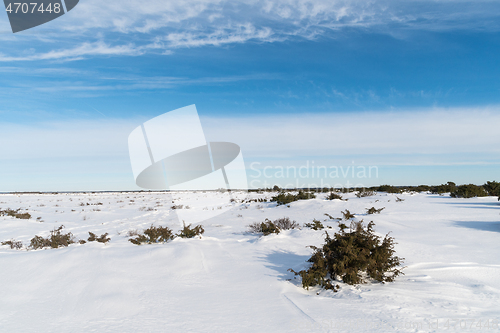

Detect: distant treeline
[251, 182, 500, 199]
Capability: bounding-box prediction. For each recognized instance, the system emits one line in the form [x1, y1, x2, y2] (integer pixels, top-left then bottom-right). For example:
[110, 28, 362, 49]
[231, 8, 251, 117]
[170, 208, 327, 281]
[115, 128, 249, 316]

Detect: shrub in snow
[366, 207, 385, 214]
[87, 232, 110, 243]
[450, 184, 488, 198]
[248, 220, 280, 235]
[430, 182, 457, 194]
[483, 181, 500, 197]
[1, 240, 23, 249]
[248, 217, 300, 235]
[176, 224, 205, 238]
[341, 209, 355, 220]
[324, 213, 335, 220]
[29, 225, 76, 250]
[375, 185, 402, 194]
[0, 208, 31, 220]
[304, 219, 324, 230]
[271, 190, 316, 206]
[326, 192, 343, 200]
[407, 185, 431, 192]
[274, 217, 300, 230]
[126, 229, 140, 237]
[290, 221, 404, 290]
[355, 190, 376, 198]
[129, 225, 175, 245]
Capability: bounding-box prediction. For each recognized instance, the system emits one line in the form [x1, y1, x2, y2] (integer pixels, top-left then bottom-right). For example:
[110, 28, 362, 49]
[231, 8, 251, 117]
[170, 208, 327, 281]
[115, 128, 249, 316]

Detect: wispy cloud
[2, 0, 500, 61]
[25, 73, 283, 93]
[164, 23, 277, 48]
[0, 41, 148, 62]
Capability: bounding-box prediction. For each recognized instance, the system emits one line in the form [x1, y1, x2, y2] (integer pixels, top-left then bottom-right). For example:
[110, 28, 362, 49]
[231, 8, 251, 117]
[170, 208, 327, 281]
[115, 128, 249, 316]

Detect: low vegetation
[87, 232, 111, 243]
[430, 182, 457, 194]
[366, 207, 385, 214]
[129, 225, 175, 245]
[290, 221, 404, 290]
[326, 192, 344, 200]
[252, 181, 500, 199]
[483, 181, 500, 197]
[0, 208, 31, 220]
[450, 184, 488, 198]
[29, 225, 76, 250]
[248, 217, 300, 235]
[355, 190, 376, 198]
[304, 219, 324, 230]
[128, 223, 205, 245]
[341, 209, 355, 220]
[324, 213, 335, 220]
[176, 224, 205, 238]
[369, 181, 500, 198]
[374, 185, 402, 194]
[271, 190, 316, 206]
[1, 240, 23, 249]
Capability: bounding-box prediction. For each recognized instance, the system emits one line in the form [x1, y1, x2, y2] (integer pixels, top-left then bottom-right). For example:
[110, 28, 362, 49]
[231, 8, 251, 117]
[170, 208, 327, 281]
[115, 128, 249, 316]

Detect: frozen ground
[0, 191, 499, 332]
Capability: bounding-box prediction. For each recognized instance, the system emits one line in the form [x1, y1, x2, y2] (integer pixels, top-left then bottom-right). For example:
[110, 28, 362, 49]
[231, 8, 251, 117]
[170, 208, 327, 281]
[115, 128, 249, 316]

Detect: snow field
[1, 191, 499, 332]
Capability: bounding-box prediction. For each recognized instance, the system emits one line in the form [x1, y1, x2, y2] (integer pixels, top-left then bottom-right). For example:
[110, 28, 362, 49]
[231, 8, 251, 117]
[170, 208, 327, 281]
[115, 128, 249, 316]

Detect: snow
[1, 191, 499, 332]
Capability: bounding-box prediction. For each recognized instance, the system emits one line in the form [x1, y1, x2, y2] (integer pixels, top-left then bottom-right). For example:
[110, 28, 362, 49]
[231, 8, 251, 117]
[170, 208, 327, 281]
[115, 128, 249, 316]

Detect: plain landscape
[1, 187, 500, 332]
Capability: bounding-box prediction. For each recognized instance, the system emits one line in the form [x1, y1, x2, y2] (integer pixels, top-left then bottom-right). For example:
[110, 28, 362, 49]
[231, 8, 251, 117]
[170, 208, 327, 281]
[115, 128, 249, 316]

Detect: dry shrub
[366, 207, 385, 214]
[355, 190, 376, 198]
[29, 225, 75, 250]
[129, 225, 175, 245]
[176, 223, 205, 238]
[248, 217, 299, 235]
[0, 208, 31, 220]
[1, 240, 23, 249]
[304, 219, 324, 230]
[88, 232, 110, 243]
[326, 192, 343, 200]
[341, 209, 355, 220]
[126, 229, 140, 237]
[271, 190, 316, 205]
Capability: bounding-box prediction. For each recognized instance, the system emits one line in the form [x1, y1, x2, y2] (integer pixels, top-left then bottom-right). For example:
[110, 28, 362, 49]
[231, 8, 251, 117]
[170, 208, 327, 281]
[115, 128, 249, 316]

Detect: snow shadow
[261, 250, 310, 281]
[453, 221, 500, 233]
[438, 201, 500, 210]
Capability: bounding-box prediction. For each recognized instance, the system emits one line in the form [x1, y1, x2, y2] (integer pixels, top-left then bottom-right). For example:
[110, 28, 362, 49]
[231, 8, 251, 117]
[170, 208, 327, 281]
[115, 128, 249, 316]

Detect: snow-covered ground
[1, 191, 499, 332]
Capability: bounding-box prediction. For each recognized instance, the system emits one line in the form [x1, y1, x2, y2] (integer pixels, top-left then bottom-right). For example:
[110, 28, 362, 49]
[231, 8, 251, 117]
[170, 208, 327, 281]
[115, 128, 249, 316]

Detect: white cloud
[61, 0, 500, 34]
[164, 23, 276, 48]
[1, 106, 499, 191]
[2, 0, 500, 61]
[0, 118, 139, 160]
[2, 106, 497, 166]
[201, 106, 500, 163]
[25, 73, 281, 93]
[0, 41, 147, 62]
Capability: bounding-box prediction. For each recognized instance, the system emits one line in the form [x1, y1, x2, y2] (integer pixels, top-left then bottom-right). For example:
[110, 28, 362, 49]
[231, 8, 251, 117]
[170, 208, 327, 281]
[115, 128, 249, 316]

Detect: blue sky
[1, 0, 500, 191]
